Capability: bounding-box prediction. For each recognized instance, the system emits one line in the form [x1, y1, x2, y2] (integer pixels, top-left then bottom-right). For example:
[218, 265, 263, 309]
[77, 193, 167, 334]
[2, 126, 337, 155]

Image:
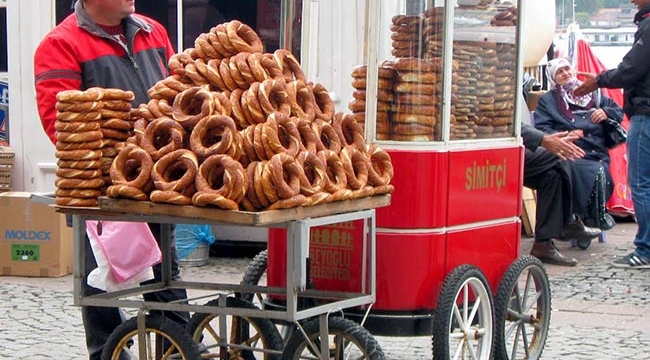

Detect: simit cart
[241, 1, 552, 359]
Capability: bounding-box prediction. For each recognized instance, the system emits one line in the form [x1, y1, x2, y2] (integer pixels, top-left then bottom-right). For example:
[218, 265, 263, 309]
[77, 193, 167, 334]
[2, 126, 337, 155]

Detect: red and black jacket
[34, 1, 175, 144]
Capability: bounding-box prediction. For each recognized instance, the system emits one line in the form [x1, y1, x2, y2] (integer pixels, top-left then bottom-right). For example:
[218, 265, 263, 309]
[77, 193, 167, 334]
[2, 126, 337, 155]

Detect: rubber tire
[432, 264, 494, 360]
[187, 296, 283, 360]
[576, 238, 592, 250]
[281, 316, 385, 360]
[101, 315, 201, 360]
[239, 249, 268, 304]
[493, 256, 551, 360]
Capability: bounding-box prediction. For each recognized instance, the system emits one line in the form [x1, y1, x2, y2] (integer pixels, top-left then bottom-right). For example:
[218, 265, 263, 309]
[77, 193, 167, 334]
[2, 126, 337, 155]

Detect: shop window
[55, 0, 300, 57]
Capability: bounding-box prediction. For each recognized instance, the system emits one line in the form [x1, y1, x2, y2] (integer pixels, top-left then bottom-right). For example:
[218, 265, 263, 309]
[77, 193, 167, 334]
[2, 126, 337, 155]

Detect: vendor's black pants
[81, 223, 189, 360]
[523, 147, 574, 240]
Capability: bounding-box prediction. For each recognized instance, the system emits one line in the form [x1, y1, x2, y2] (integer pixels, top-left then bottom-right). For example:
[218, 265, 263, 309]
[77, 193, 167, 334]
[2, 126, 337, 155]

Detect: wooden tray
[55, 195, 391, 227]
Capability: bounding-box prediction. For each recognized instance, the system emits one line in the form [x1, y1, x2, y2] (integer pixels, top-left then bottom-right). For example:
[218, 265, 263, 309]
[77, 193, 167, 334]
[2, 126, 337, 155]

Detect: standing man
[33, 1, 189, 359]
[574, 0, 650, 268]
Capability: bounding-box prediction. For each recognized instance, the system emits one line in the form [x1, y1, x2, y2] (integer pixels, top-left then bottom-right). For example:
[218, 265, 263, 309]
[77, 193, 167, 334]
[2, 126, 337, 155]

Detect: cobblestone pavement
[1, 220, 649, 359]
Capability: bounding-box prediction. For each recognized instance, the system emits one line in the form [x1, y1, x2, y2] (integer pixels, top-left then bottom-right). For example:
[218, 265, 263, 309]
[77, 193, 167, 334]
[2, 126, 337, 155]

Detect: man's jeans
[628, 114, 650, 259]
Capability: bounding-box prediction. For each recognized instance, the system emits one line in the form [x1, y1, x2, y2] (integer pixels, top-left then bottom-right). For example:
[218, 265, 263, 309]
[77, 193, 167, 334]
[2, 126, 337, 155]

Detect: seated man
[522, 123, 601, 266]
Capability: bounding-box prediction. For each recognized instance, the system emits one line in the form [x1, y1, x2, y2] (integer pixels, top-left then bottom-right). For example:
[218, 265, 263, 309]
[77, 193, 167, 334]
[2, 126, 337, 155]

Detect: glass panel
[182, 0, 301, 56]
[355, 0, 444, 143]
[450, 0, 518, 140]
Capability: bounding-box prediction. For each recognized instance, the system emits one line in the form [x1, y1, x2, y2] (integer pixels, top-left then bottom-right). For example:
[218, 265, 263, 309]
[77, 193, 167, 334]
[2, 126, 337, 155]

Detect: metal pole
[280, 0, 296, 50]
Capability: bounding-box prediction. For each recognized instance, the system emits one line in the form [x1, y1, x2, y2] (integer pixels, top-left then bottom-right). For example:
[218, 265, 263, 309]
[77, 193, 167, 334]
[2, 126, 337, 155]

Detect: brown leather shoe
[530, 241, 577, 267]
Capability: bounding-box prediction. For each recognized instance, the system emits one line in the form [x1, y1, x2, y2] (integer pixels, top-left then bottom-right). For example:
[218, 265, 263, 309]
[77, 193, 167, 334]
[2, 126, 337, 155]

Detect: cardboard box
[0, 146, 14, 192]
[0, 192, 72, 277]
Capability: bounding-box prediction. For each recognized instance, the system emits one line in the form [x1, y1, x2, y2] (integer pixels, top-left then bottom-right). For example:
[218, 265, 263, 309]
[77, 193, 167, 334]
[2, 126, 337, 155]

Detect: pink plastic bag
[86, 221, 162, 283]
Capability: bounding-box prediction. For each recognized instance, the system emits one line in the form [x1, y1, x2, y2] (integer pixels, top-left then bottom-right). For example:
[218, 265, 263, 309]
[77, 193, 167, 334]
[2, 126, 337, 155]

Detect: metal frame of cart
[56, 195, 390, 359]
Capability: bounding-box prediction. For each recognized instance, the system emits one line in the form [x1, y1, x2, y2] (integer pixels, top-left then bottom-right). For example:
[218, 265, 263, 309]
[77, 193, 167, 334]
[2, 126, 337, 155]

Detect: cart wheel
[432, 264, 493, 360]
[576, 238, 592, 250]
[101, 315, 200, 360]
[238, 249, 268, 304]
[187, 296, 283, 360]
[493, 255, 551, 360]
[282, 317, 385, 360]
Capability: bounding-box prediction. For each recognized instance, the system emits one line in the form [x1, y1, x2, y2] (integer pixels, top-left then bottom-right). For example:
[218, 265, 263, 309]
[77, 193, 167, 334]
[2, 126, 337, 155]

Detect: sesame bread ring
[56, 88, 104, 102]
[168, 51, 194, 76]
[218, 59, 239, 91]
[55, 139, 104, 151]
[172, 87, 215, 129]
[55, 196, 98, 207]
[266, 194, 309, 210]
[110, 146, 154, 190]
[393, 82, 437, 94]
[150, 190, 194, 205]
[55, 101, 103, 112]
[192, 154, 247, 210]
[260, 161, 280, 204]
[147, 98, 174, 119]
[253, 161, 271, 207]
[352, 89, 393, 103]
[194, 33, 220, 59]
[393, 57, 435, 72]
[229, 89, 252, 129]
[189, 115, 239, 161]
[296, 150, 327, 195]
[106, 184, 149, 201]
[225, 20, 264, 54]
[339, 146, 369, 190]
[286, 80, 317, 121]
[312, 119, 342, 154]
[56, 168, 103, 179]
[197, 59, 228, 90]
[55, 149, 103, 161]
[55, 177, 105, 189]
[261, 112, 302, 159]
[268, 153, 303, 199]
[310, 83, 335, 121]
[273, 49, 306, 82]
[333, 113, 366, 152]
[318, 150, 347, 193]
[140, 117, 185, 161]
[101, 118, 133, 131]
[351, 77, 393, 90]
[151, 149, 198, 192]
[232, 52, 257, 84]
[244, 82, 266, 123]
[100, 109, 131, 120]
[243, 161, 263, 210]
[57, 159, 102, 170]
[87, 87, 135, 101]
[257, 78, 291, 117]
[296, 118, 325, 152]
[103, 100, 133, 112]
[131, 104, 155, 121]
[366, 144, 394, 186]
[395, 71, 439, 83]
[55, 188, 102, 198]
[392, 123, 435, 136]
[392, 14, 422, 26]
[56, 130, 103, 143]
[56, 111, 102, 122]
[212, 23, 238, 55]
[54, 120, 101, 132]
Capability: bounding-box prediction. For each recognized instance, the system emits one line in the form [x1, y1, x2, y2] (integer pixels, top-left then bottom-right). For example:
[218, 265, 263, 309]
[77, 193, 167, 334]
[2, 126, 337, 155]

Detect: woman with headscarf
[534, 58, 624, 233]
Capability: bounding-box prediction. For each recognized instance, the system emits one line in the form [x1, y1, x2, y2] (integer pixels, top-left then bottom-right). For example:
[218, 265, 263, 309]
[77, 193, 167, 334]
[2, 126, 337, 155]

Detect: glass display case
[358, 0, 521, 144]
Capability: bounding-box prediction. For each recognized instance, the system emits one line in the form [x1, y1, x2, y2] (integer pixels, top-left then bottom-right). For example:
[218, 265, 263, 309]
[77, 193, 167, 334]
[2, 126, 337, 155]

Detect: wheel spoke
[452, 337, 466, 360]
[453, 304, 466, 330]
[467, 297, 481, 330]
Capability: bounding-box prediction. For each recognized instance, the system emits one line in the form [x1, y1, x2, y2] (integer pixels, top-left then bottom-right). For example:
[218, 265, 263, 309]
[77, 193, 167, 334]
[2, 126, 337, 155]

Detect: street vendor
[33, 1, 189, 359]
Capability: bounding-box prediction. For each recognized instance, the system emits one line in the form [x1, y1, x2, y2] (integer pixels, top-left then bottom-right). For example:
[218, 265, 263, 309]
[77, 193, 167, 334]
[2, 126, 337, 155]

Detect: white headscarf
[546, 58, 572, 88]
